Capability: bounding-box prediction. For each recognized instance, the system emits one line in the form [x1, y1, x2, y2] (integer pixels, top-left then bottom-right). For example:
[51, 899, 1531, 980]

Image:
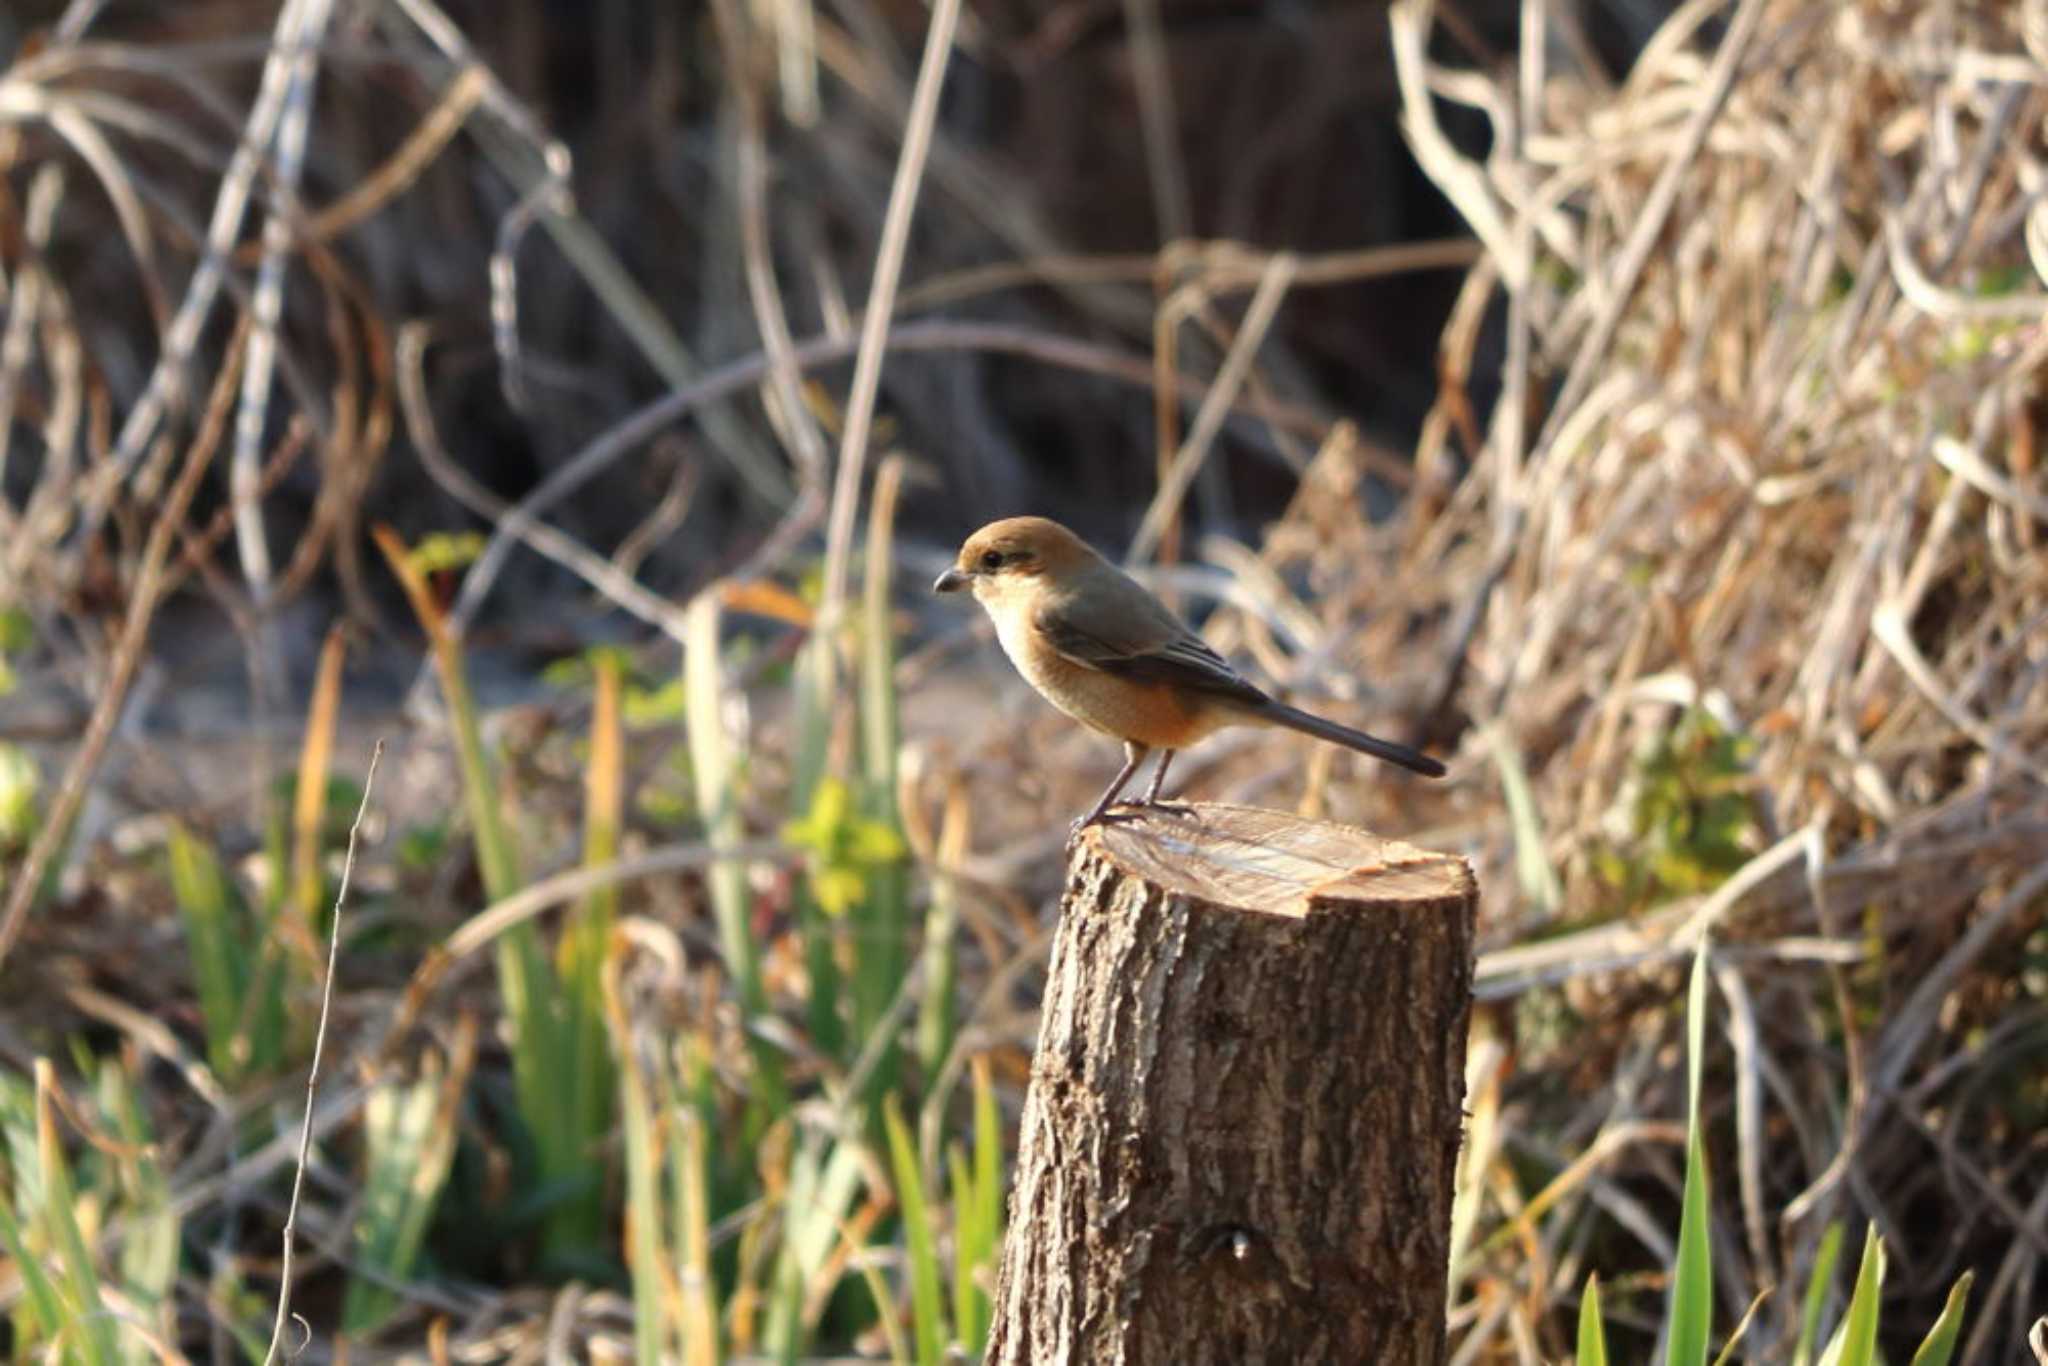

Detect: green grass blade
[1794, 1221, 1845, 1366]
[684, 592, 789, 1120]
[947, 1143, 983, 1354]
[853, 457, 910, 1101]
[1666, 939, 1713, 1366]
[971, 1055, 1001, 1231]
[609, 965, 670, 1366]
[343, 1024, 475, 1336]
[0, 1189, 68, 1354]
[795, 878, 848, 1063]
[372, 527, 523, 901]
[859, 456, 905, 819]
[917, 783, 968, 1081]
[236, 930, 294, 1079]
[376, 527, 566, 1212]
[205, 1260, 271, 1362]
[763, 1135, 867, 1361]
[1668, 1163, 1712, 1356]
[345, 1067, 438, 1333]
[1577, 1274, 1609, 1366]
[0, 732, 76, 910]
[99, 1056, 177, 1360]
[545, 651, 624, 1261]
[851, 1232, 915, 1366]
[884, 1095, 946, 1365]
[790, 623, 834, 817]
[1815, 1225, 1884, 1366]
[0, 736, 40, 854]
[961, 1054, 1003, 1353]
[33, 1061, 119, 1366]
[1685, 936, 1708, 1147]
[1486, 719, 1563, 914]
[789, 638, 848, 1063]
[1907, 1270, 1972, 1366]
[661, 1041, 721, 1366]
[166, 823, 252, 1081]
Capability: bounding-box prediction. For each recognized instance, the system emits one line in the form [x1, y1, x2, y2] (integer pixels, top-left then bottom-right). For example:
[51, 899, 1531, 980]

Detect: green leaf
[1486, 721, 1563, 915]
[884, 1096, 947, 1365]
[0, 742, 40, 852]
[848, 820, 907, 863]
[32, 1065, 121, 1366]
[624, 675, 688, 726]
[947, 1144, 982, 1353]
[683, 593, 786, 1121]
[812, 867, 866, 918]
[762, 1136, 865, 1360]
[1666, 939, 1713, 1366]
[1816, 1226, 1884, 1366]
[782, 775, 905, 919]
[99, 1059, 178, 1337]
[972, 1056, 1003, 1264]
[166, 824, 254, 1081]
[408, 530, 486, 575]
[1907, 1270, 1972, 1366]
[0, 605, 32, 653]
[783, 773, 849, 849]
[1794, 1222, 1845, 1366]
[1577, 1274, 1609, 1366]
[0, 1195, 68, 1355]
[344, 1044, 468, 1335]
[398, 821, 451, 873]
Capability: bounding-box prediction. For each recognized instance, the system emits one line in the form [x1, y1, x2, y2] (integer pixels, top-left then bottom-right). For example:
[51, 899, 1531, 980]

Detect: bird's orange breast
[1010, 630, 1225, 748]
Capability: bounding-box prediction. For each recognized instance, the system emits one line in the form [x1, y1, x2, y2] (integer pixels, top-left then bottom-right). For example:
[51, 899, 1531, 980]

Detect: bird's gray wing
[1034, 591, 1270, 709]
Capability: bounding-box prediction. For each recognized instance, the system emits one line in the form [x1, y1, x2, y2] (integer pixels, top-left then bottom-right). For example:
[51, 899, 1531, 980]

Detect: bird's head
[933, 517, 1100, 602]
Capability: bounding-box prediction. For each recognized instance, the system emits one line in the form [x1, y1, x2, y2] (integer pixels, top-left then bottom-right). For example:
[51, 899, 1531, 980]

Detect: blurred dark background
[4, 0, 1679, 628]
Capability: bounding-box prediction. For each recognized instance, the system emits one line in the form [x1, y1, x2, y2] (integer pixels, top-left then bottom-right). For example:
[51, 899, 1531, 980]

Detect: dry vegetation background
[0, 0, 2045, 1361]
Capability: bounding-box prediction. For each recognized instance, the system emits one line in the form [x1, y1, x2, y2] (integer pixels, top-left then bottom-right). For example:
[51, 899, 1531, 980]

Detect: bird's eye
[978, 549, 1004, 572]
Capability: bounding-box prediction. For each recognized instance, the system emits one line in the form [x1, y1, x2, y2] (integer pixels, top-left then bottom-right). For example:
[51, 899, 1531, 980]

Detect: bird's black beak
[932, 567, 970, 594]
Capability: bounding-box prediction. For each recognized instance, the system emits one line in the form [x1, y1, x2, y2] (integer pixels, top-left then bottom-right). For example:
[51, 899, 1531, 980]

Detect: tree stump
[985, 803, 1477, 1365]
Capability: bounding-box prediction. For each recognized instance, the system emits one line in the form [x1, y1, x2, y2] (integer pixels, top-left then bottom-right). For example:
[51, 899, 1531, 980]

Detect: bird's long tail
[1257, 701, 1447, 777]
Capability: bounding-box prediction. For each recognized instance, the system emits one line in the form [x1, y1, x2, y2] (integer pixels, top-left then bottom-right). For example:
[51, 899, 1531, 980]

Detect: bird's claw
[1070, 801, 1165, 854]
[1065, 817, 1089, 854]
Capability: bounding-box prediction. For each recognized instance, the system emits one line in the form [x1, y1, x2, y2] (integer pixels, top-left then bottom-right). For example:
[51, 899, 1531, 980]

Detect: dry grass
[0, 0, 2045, 1361]
[1390, 1, 2047, 1354]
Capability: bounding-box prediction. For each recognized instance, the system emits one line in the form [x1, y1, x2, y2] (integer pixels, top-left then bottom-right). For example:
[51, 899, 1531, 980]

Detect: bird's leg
[1069, 741, 1148, 848]
[1142, 749, 1175, 805]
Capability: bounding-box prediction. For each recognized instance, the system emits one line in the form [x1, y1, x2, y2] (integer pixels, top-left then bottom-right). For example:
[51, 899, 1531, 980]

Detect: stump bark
[985, 803, 1477, 1366]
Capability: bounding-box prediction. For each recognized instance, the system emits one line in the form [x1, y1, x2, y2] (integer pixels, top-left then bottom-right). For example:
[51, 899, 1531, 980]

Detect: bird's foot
[1125, 795, 1199, 823]
[1067, 801, 1155, 853]
[1066, 811, 1114, 853]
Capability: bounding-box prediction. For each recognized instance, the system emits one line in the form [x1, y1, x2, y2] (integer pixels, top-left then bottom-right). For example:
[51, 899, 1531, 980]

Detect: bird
[932, 516, 1445, 840]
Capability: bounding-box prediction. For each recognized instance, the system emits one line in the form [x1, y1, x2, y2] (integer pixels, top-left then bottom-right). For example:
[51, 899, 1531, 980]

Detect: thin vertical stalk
[815, 0, 963, 636]
[547, 651, 623, 1259]
[853, 456, 910, 1100]
[914, 778, 968, 1079]
[684, 593, 789, 1120]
